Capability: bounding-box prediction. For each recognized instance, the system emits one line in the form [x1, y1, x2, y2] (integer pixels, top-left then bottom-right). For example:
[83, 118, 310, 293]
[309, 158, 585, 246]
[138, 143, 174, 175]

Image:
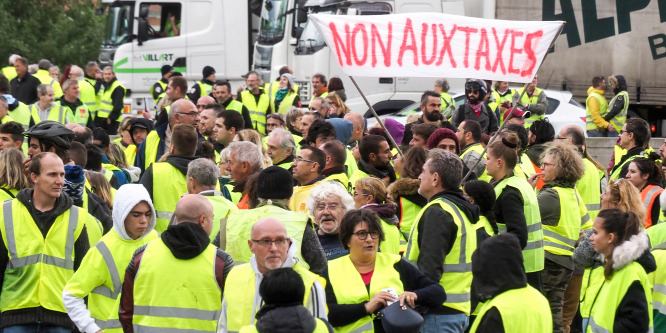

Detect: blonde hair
[541, 140, 585, 182]
[85, 170, 113, 209]
[118, 116, 135, 133]
[0, 148, 29, 191]
[107, 144, 129, 169]
[327, 93, 349, 116]
[606, 179, 646, 225]
[354, 177, 392, 204]
[236, 129, 272, 168]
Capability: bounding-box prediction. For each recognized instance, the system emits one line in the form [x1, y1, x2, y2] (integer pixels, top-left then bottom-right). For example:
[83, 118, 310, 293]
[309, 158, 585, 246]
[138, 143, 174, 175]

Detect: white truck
[98, 0, 260, 112]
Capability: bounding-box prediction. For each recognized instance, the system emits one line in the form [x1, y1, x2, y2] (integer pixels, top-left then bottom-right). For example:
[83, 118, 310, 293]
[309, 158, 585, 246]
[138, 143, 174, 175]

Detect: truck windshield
[258, 0, 289, 45]
[103, 4, 132, 46]
[294, 10, 334, 55]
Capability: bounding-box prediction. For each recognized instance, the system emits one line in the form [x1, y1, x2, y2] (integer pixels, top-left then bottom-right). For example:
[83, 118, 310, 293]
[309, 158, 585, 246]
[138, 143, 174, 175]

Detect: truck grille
[296, 80, 310, 105]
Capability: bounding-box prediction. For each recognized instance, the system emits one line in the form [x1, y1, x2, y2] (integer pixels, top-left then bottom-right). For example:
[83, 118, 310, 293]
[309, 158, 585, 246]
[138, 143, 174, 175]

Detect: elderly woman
[353, 177, 400, 255]
[285, 106, 304, 137]
[527, 140, 587, 333]
[272, 73, 301, 115]
[323, 209, 446, 333]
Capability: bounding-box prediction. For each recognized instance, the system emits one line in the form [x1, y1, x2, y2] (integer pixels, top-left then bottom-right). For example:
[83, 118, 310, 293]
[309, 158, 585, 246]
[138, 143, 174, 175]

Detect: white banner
[309, 13, 563, 83]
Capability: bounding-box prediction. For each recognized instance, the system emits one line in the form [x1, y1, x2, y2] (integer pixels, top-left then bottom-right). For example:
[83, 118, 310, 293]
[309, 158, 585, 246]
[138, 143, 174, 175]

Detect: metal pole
[462, 22, 566, 182]
[348, 76, 404, 158]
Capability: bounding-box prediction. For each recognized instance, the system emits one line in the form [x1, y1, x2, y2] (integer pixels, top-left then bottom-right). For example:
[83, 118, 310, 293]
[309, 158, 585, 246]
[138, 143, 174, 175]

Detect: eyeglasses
[315, 202, 339, 211]
[178, 111, 199, 117]
[555, 136, 567, 140]
[251, 238, 289, 248]
[620, 129, 630, 135]
[353, 192, 369, 197]
[294, 156, 316, 164]
[541, 162, 555, 168]
[353, 230, 380, 240]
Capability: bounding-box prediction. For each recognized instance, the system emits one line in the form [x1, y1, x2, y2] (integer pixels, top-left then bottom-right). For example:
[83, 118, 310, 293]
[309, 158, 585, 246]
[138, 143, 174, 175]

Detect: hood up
[326, 118, 353, 146]
[472, 233, 527, 301]
[112, 184, 157, 240]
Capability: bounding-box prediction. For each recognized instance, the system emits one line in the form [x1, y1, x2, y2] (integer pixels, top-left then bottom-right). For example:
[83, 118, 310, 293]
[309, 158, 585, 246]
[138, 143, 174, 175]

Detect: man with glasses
[135, 98, 204, 174]
[212, 80, 252, 127]
[290, 146, 326, 213]
[512, 74, 548, 128]
[609, 117, 650, 181]
[306, 181, 355, 261]
[452, 79, 498, 135]
[309, 97, 329, 118]
[221, 217, 327, 332]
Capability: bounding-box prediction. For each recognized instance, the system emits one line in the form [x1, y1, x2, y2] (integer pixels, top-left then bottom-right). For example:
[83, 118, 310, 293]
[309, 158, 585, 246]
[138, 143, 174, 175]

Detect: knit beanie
[383, 119, 405, 144]
[160, 65, 173, 76]
[257, 166, 294, 199]
[63, 165, 85, 202]
[427, 128, 460, 153]
[281, 73, 295, 88]
[202, 66, 216, 78]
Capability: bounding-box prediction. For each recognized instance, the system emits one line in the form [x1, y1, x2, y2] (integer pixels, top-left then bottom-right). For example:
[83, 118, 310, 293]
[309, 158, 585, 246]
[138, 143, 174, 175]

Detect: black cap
[203, 66, 216, 78]
[92, 127, 110, 149]
[161, 65, 174, 76]
[257, 166, 294, 199]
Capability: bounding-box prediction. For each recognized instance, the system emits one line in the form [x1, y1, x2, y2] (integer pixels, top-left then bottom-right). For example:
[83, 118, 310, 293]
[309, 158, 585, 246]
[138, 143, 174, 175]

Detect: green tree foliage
[0, 0, 105, 68]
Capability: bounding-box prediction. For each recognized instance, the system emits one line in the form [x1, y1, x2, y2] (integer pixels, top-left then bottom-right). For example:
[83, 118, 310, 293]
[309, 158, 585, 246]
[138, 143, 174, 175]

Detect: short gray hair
[85, 61, 99, 73]
[427, 148, 462, 190]
[313, 97, 329, 110]
[102, 66, 114, 74]
[268, 128, 295, 155]
[228, 141, 263, 172]
[8, 54, 20, 65]
[187, 158, 219, 188]
[306, 181, 354, 213]
[69, 65, 84, 80]
[37, 84, 51, 96]
[285, 106, 304, 126]
[62, 79, 78, 91]
[434, 79, 449, 92]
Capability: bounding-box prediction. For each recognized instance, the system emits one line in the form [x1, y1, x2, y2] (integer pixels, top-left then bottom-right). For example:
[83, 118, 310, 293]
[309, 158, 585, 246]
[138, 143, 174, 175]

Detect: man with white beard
[306, 181, 355, 260]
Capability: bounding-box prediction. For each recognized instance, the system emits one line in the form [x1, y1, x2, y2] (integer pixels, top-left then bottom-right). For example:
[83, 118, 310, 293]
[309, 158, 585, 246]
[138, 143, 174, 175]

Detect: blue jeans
[3, 325, 71, 333]
[422, 313, 469, 333]
[607, 130, 619, 137]
[586, 130, 605, 137]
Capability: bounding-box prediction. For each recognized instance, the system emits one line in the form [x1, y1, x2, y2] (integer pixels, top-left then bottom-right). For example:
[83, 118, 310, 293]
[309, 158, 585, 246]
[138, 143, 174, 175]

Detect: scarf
[468, 100, 482, 116]
[275, 88, 288, 101]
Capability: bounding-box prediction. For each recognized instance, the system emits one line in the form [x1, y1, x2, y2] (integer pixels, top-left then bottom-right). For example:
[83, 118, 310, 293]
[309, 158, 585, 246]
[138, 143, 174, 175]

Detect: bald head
[344, 113, 365, 142]
[559, 125, 585, 147]
[249, 217, 291, 275]
[196, 95, 216, 110]
[251, 217, 287, 240]
[173, 194, 214, 235]
[170, 99, 200, 127]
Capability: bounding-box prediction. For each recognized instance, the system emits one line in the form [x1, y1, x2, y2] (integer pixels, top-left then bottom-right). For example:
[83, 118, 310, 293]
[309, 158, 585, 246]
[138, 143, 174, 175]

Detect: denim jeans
[586, 130, 605, 137]
[606, 130, 619, 137]
[3, 325, 71, 333]
[422, 313, 469, 333]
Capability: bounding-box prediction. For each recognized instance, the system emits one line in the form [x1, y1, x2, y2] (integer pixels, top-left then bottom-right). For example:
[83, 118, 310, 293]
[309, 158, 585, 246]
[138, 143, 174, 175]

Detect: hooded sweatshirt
[253, 305, 332, 333]
[605, 75, 629, 121]
[0, 189, 90, 329]
[326, 118, 353, 145]
[63, 184, 159, 333]
[218, 241, 328, 332]
[415, 189, 479, 314]
[586, 86, 609, 130]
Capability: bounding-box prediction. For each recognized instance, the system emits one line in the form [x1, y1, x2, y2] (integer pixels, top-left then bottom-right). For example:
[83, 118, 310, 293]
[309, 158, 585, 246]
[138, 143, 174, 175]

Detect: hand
[398, 291, 418, 308]
[527, 173, 541, 188]
[23, 158, 32, 178]
[365, 291, 396, 314]
[106, 118, 111, 125]
[607, 126, 616, 133]
[237, 86, 244, 93]
[143, 110, 153, 119]
[501, 100, 511, 108]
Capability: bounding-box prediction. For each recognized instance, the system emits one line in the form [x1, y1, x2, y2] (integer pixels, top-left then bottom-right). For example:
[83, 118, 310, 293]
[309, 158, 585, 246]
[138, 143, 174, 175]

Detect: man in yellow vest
[609, 118, 650, 181]
[0, 152, 100, 332]
[34, 59, 64, 99]
[434, 78, 455, 120]
[585, 75, 611, 137]
[139, 123, 200, 232]
[1, 54, 19, 82]
[605, 75, 629, 138]
[186, 158, 238, 242]
[212, 80, 252, 127]
[348, 135, 396, 190]
[492, 81, 515, 124]
[457, 120, 488, 181]
[238, 71, 270, 134]
[266, 128, 295, 169]
[225, 141, 264, 209]
[83, 62, 103, 119]
[219, 217, 327, 332]
[63, 184, 159, 333]
[188, 66, 215, 104]
[119, 194, 235, 332]
[469, 233, 552, 332]
[224, 166, 326, 272]
[151, 64, 173, 103]
[29, 84, 72, 126]
[290, 146, 326, 213]
[402, 91, 443, 146]
[0, 75, 31, 130]
[512, 75, 548, 128]
[58, 79, 93, 127]
[320, 140, 351, 191]
[68, 66, 97, 120]
[95, 67, 125, 134]
[309, 73, 329, 106]
[404, 149, 478, 332]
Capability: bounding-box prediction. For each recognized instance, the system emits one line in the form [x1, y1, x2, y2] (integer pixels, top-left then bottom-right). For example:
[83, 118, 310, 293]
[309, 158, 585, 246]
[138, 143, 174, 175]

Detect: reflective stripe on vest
[608, 91, 629, 132]
[0, 200, 84, 312]
[517, 87, 544, 126]
[405, 198, 475, 313]
[470, 286, 552, 333]
[642, 185, 664, 228]
[224, 263, 323, 332]
[275, 92, 299, 115]
[610, 151, 645, 181]
[494, 176, 544, 272]
[585, 91, 608, 131]
[133, 239, 220, 332]
[542, 187, 586, 257]
[328, 253, 403, 333]
[152, 162, 188, 232]
[90, 241, 121, 299]
[240, 90, 269, 134]
[577, 158, 604, 225]
[379, 218, 401, 256]
[98, 81, 125, 120]
[29, 104, 69, 125]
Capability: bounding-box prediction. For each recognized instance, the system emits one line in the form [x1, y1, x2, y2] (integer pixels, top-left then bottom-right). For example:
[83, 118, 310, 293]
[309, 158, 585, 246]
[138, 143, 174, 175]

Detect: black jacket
[605, 75, 628, 121]
[254, 305, 334, 333]
[0, 189, 90, 329]
[452, 101, 498, 134]
[491, 174, 528, 249]
[139, 154, 200, 201]
[610, 146, 645, 180]
[415, 189, 479, 314]
[10, 73, 41, 104]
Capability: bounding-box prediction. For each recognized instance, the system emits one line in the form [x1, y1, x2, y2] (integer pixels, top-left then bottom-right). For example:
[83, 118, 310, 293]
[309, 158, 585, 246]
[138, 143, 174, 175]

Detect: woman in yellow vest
[529, 141, 587, 332]
[574, 179, 646, 328]
[388, 146, 428, 244]
[586, 209, 654, 332]
[323, 209, 445, 333]
[271, 73, 301, 115]
[353, 178, 400, 255]
[63, 184, 159, 333]
[0, 148, 29, 201]
[625, 156, 664, 228]
[485, 133, 544, 291]
[240, 267, 334, 333]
